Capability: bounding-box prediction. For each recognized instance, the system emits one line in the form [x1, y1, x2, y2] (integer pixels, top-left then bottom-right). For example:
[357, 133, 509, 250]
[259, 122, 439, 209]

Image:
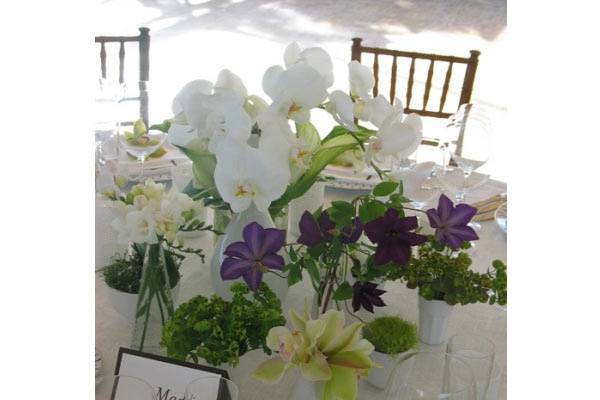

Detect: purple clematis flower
[426, 194, 479, 250]
[352, 281, 386, 313]
[364, 208, 427, 266]
[220, 222, 286, 291]
[297, 210, 363, 247]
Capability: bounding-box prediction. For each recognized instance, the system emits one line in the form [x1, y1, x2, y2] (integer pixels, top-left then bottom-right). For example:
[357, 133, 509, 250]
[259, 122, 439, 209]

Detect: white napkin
[393, 161, 435, 197]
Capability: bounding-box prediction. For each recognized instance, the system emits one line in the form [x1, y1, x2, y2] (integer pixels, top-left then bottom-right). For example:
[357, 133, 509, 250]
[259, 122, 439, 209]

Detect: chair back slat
[95, 27, 150, 126]
[423, 59, 435, 109]
[439, 61, 454, 112]
[390, 56, 398, 104]
[350, 38, 480, 120]
[100, 42, 107, 79]
[118, 41, 125, 84]
[406, 57, 416, 110]
[372, 53, 379, 97]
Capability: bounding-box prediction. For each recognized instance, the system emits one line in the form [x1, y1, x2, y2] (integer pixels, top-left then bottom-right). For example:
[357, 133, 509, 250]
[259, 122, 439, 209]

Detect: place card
[112, 347, 230, 400]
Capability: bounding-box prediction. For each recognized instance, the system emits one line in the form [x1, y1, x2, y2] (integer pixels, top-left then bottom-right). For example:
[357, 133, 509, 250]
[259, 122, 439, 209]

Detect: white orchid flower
[348, 60, 375, 100]
[325, 90, 358, 132]
[205, 101, 252, 154]
[262, 63, 329, 123]
[214, 69, 269, 123]
[214, 138, 291, 213]
[284, 42, 334, 88]
[172, 79, 213, 117]
[365, 112, 423, 164]
[368, 95, 404, 128]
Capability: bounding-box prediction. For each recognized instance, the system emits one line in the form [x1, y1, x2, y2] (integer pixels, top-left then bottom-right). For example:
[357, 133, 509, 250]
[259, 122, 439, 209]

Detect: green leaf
[288, 246, 298, 262]
[332, 281, 353, 301]
[358, 200, 387, 223]
[269, 133, 366, 216]
[373, 181, 399, 197]
[328, 201, 355, 227]
[296, 121, 321, 150]
[287, 263, 302, 287]
[321, 125, 374, 144]
[305, 259, 321, 284]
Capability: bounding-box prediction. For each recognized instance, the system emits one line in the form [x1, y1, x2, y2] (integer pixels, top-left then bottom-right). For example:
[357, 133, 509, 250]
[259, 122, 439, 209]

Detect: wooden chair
[351, 38, 480, 119]
[95, 27, 150, 126]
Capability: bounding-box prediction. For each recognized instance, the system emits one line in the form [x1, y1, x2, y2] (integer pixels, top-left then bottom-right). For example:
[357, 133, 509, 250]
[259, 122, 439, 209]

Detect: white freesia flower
[325, 90, 358, 132]
[262, 62, 329, 123]
[365, 112, 423, 163]
[116, 207, 158, 245]
[348, 60, 375, 99]
[214, 138, 291, 213]
[284, 42, 334, 88]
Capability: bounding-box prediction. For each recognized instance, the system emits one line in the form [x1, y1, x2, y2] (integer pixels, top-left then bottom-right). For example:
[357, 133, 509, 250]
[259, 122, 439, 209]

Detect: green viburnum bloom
[253, 307, 375, 400]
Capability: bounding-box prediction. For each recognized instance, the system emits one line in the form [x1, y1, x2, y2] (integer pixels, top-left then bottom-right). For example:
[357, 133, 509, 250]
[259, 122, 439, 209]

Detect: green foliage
[372, 181, 399, 197]
[362, 316, 418, 355]
[161, 283, 286, 367]
[386, 238, 507, 306]
[102, 245, 181, 294]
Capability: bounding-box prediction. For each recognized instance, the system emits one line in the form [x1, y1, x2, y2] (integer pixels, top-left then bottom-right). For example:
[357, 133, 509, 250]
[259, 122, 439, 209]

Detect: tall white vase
[210, 204, 289, 302]
[418, 296, 453, 345]
[288, 182, 325, 241]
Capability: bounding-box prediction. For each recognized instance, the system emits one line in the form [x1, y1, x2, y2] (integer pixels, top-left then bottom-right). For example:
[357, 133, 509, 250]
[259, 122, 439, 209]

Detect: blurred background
[95, 0, 507, 180]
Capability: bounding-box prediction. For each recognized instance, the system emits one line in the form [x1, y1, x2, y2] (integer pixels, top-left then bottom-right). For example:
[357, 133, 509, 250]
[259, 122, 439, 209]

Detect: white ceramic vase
[107, 283, 180, 321]
[418, 296, 453, 345]
[210, 204, 289, 301]
[288, 182, 326, 242]
[290, 377, 323, 400]
[366, 350, 413, 390]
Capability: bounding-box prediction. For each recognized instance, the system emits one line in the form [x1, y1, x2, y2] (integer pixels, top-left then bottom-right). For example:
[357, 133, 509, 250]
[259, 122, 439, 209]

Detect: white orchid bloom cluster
[111, 180, 204, 245]
[169, 42, 424, 215]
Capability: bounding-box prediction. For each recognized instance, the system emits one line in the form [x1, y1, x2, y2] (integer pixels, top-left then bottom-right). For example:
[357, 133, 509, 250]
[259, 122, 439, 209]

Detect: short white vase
[107, 283, 180, 321]
[210, 204, 289, 301]
[418, 296, 453, 345]
[366, 350, 413, 390]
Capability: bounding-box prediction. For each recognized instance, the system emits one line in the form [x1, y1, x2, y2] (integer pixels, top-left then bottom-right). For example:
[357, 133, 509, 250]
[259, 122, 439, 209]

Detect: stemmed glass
[119, 127, 166, 182]
[385, 351, 477, 400]
[447, 334, 496, 400]
[185, 376, 239, 400]
[449, 104, 492, 177]
[110, 375, 155, 400]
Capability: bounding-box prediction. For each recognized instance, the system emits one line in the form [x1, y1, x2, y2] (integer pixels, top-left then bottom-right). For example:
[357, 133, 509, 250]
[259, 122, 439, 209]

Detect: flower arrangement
[161, 283, 285, 367]
[107, 179, 216, 351]
[253, 307, 374, 400]
[362, 316, 417, 355]
[165, 43, 423, 219]
[220, 181, 507, 316]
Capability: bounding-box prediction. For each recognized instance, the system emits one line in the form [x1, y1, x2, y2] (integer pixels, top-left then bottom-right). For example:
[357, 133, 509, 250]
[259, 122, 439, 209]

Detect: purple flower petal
[446, 225, 479, 242]
[440, 231, 463, 250]
[221, 258, 252, 280]
[388, 241, 411, 265]
[243, 222, 264, 256]
[341, 217, 363, 244]
[318, 212, 335, 241]
[352, 294, 361, 312]
[373, 241, 394, 265]
[298, 211, 323, 247]
[223, 241, 253, 259]
[426, 208, 442, 228]
[260, 228, 285, 256]
[437, 194, 454, 221]
[260, 253, 285, 270]
[446, 203, 477, 226]
[243, 267, 263, 291]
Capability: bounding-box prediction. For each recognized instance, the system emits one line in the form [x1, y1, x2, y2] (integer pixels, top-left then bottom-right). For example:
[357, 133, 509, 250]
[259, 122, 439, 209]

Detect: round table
[96, 181, 507, 399]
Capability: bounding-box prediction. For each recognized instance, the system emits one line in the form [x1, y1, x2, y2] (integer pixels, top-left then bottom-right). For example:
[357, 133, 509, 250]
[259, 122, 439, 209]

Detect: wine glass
[185, 376, 239, 400]
[385, 351, 477, 400]
[449, 104, 492, 177]
[119, 127, 166, 182]
[447, 334, 496, 400]
[110, 375, 155, 400]
[95, 78, 125, 165]
[436, 167, 489, 203]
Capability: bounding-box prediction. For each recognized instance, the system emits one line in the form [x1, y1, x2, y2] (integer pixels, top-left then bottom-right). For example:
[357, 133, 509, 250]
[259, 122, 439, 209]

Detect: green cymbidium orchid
[254, 307, 374, 400]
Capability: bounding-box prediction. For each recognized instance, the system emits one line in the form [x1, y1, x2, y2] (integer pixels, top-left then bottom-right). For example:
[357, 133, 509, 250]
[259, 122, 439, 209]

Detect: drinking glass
[436, 167, 489, 203]
[447, 334, 496, 400]
[110, 375, 155, 400]
[449, 104, 492, 177]
[95, 79, 125, 165]
[185, 376, 239, 400]
[385, 351, 476, 400]
[119, 128, 166, 181]
[406, 180, 440, 210]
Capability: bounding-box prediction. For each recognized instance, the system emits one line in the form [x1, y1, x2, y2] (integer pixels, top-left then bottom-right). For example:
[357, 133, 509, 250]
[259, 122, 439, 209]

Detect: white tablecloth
[96, 181, 507, 399]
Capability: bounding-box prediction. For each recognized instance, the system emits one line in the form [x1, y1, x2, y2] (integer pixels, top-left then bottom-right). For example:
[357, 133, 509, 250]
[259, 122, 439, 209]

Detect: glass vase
[210, 203, 289, 302]
[131, 242, 175, 353]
